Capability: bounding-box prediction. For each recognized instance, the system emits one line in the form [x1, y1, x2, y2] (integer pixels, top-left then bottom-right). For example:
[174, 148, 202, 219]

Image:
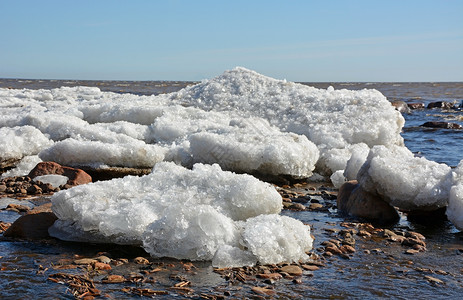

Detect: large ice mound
[166, 67, 405, 174]
[357, 145, 453, 210]
[49, 162, 313, 265]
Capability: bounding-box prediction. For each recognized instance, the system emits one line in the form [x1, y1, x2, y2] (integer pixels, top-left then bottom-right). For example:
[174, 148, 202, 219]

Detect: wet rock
[102, 274, 126, 283]
[391, 100, 411, 113]
[28, 161, 92, 187]
[257, 273, 283, 280]
[302, 264, 319, 271]
[337, 181, 400, 224]
[420, 121, 462, 129]
[134, 257, 150, 264]
[408, 102, 425, 109]
[289, 203, 306, 211]
[74, 258, 98, 265]
[279, 265, 303, 276]
[6, 203, 30, 212]
[92, 262, 112, 270]
[27, 184, 42, 194]
[308, 203, 324, 210]
[0, 184, 6, 192]
[95, 255, 111, 264]
[3, 203, 57, 239]
[425, 275, 444, 284]
[427, 101, 455, 109]
[251, 286, 275, 296]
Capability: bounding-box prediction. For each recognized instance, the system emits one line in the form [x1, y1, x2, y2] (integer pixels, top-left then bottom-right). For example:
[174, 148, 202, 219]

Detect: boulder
[337, 181, 399, 224]
[28, 162, 92, 186]
[420, 122, 462, 129]
[407, 102, 425, 109]
[391, 101, 411, 114]
[3, 203, 57, 239]
[427, 101, 455, 109]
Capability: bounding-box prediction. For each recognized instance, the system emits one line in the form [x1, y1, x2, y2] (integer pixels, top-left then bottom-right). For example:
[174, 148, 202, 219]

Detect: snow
[49, 162, 312, 265]
[357, 145, 453, 211]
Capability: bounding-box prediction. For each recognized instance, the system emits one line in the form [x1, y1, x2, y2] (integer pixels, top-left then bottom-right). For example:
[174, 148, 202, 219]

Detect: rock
[289, 203, 306, 210]
[28, 161, 92, 187]
[6, 203, 30, 212]
[78, 166, 151, 182]
[251, 286, 275, 296]
[391, 101, 411, 113]
[408, 102, 425, 109]
[0, 184, 6, 192]
[427, 101, 455, 109]
[95, 255, 112, 264]
[134, 257, 150, 264]
[74, 258, 98, 265]
[3, 203, 57, 239]
[301, 265, 319, 271]
[257, 273, 283, 280]
[92, 262, 112, 270]
[337, 181, 400, 224]
[420, 121, 462, 129]
[308, 203, 324, 210]
[27, 184, 42, 194]
[103, 275, 126, 283]
[279, 265, 303, 276]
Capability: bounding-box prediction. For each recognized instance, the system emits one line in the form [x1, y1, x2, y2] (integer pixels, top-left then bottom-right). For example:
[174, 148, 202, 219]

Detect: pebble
[134, 257, 150, 264]
[302, 265, 319, 271]
[103, 274, 126, 283]
[289, 203, 306, 211]
[92, 262, 112, 270]
[308, 203, 323, 210]
[95, 255, 111, 264]
[425, 275, 444, 285]
[257, 273, 283, 280]
[279, 265, 303, 276]
[251, 286, 275, 296]
[405, 249, 420, 255]
[74, 258, 98, 265]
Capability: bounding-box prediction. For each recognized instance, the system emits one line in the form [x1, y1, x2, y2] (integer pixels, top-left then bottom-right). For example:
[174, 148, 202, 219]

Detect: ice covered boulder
[166, 67, 405, 174]
[357, 145, 453, 211]
[0, 126, 52, 166]
[39, 138, 166, 168]
[446, 161, 463, 230]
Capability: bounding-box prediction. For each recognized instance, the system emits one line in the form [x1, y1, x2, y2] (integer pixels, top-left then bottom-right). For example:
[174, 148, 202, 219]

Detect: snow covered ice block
[49, 162, 312, 266]
[357, 145, 453, 211]
[0, 126, 52, 162]
[166, 67, 405, 174]
[446, 161, 463, 230]
[39, 138, 166, 168]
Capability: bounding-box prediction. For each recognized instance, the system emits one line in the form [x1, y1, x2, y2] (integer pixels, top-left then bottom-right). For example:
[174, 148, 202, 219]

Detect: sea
[0, 79, 462, 298]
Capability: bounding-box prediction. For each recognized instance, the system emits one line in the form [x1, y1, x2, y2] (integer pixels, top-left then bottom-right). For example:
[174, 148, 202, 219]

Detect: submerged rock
[3, 203, 57, 239]
[427, 101, 455, 109]
[391, 100, 411, 114]
[337, 181, 399, 224]
[420, 121, 462, 129]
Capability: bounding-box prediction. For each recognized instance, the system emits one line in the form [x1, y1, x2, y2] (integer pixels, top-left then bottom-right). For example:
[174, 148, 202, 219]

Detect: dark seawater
[1, 79, 463, 299]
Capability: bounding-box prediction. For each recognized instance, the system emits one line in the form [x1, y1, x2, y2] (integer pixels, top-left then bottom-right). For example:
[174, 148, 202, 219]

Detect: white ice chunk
[34, 174, 69, 188]
[0, 126, 52, 161]
[344, 143, 370, 181]
[212, 245, 258, 268]
[358, 145, 453, 210]
[241, 214, 313, 265]
[446, 161, 463, 230]
[330, 170, 346, 188]
[39, 138, 166, 168]
[0, 155, 42, 178]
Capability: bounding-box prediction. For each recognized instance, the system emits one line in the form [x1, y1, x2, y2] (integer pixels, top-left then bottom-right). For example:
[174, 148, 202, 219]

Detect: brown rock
[92, 262, 112, 270]
[3, 203, 57, 239]
[257, 273, 283, 280]
[251, 286, 275, 296]
[28, 161, 92, 187]
[74, 258, 98, 265]
[6, 203, 30, 212]
[301, 265, 319, 271]
[337, 182, 399, 224]
[27, 184, 42, 194]
[279, 265, 303, 276]
[103, 275, 126, 283]
[0, 184, 6, 192]
[134, 257, 150, 264]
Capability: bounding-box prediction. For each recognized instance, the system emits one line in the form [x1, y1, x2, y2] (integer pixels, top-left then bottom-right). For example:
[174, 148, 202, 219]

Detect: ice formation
[49, 162, 312, 265]
[166, 67, 405, 174]
[357, 145, 453, 210]
[446, 161, 463, 230]
[34, 174, 69, 188]
[0, 155, 42, 179]
[0, 126, 52, 161]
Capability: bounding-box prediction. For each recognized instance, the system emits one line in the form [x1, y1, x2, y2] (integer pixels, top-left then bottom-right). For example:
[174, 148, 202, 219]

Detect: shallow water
[1, 79, 463, 298]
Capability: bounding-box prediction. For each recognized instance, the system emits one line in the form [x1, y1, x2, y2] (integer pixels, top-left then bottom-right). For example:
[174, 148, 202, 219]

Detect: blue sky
[1, 0, 462, 82]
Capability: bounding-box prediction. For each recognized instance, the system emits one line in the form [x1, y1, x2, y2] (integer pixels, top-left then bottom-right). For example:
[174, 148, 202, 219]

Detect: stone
[103, 275, 126, 283]
[92, 262, 112, 270]
[301, 264, 319, 271]
[0, 184, 6, 192]
[257, 273, 283, 280]
[134, 257, 150, 264]
[407, 102, 425, 109]
[391, 101, 411, 114]
[27, 184, 42, 194]
[74, 258, 98, 265]
[427, 101, 455, 109]
[337, 181, 400, 224]
[420, 121, 462, 129]
[95, 255, 112, 264]
[3, 203, 57, 239]
[28, 161, 92, 187]
[6, 203, 30, 212]
[279, 265, 303, 276]
[251, 286, 275, 296]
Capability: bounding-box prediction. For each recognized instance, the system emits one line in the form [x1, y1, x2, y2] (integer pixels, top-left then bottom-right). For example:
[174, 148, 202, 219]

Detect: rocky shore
[1, 164, 462, 299]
